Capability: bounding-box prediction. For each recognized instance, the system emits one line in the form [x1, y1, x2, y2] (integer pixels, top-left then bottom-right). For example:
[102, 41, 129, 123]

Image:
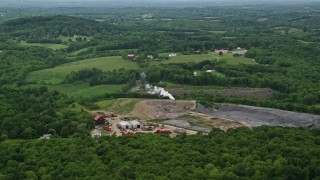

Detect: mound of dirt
[197, 104, 320, 128]
[130, 100, 196, 119]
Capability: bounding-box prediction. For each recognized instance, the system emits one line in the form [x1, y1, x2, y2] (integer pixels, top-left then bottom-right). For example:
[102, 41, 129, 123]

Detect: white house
[91, 129, 102, 138]
[147, 55, 154, 60]
[130, 120, 142, 129]
[40, 134, 52, 140]
[169, 53, 177, 57]
[118, 121, 132, 129]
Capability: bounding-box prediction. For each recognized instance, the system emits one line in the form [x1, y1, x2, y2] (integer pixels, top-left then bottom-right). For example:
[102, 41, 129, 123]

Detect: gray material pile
[196, 104, 320, 128]
[163, 120, 211, 133]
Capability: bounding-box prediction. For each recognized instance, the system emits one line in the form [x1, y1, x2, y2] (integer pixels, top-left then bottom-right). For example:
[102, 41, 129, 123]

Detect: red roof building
[214, 49, 228, 54]
[93, 115, 106, 125]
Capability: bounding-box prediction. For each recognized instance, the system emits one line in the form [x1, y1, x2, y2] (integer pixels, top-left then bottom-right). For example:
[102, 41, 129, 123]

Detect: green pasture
[19, 41, 68, 50]
[153, 52, 256, 65]
[96, 98, 142, 115]
[24, 83, 125, 98]
[26, 56, 139, 84]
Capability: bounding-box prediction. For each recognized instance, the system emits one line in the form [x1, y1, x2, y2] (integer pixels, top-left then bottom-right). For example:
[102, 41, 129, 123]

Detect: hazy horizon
[0, 0, 317, 8]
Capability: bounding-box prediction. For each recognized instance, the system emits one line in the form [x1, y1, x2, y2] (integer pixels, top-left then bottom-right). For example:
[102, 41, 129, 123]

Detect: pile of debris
[163, 120, 211, 133]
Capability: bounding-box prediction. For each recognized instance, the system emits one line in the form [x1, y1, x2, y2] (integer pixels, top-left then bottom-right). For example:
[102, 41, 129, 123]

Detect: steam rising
[146, 84, 175, 100]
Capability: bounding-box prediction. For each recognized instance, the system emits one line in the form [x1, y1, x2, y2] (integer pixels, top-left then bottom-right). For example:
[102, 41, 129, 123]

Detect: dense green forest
[1, 127, 320, 179]
[1, 3, 320, 179]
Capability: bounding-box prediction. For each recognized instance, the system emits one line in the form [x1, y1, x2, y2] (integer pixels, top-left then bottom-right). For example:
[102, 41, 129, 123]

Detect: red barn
[93, 115, 106, 125]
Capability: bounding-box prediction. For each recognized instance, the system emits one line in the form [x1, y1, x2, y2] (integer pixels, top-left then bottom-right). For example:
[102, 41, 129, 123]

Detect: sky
[0, 0, 316, 8]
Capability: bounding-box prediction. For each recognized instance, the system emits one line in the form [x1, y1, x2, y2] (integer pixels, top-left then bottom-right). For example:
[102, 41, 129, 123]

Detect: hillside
[0, 15, 105, 37]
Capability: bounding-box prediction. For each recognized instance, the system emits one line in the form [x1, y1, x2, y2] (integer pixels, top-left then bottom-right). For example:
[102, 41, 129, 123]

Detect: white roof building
[40, 134, 52, 140]
[169, 53, 177, 57]
[118, 121, 132, 129]
[91, 129, 102, 138]
[130, 120, 142, 129]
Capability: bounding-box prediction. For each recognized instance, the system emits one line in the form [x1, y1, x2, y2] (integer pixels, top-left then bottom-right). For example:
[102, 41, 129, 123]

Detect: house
[91, 129, 102, 138]
[118, 121, 132, 129]
[147, 55, 154, 60]
[214, 49, 228, 54]
[168, 53, 177, 57]
[40, 134, 52, 140]
[130, 120, 142, 129]
[232, 49, 248, 56]
[93, 115, 106, 125]
[127, 54, 135, 59]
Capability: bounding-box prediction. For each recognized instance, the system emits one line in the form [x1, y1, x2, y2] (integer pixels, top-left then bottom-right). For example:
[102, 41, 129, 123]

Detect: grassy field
[158, 81, 227, 90]
[59, 36, 92, 42]
[24, 83, 125, 98]
[26, 56, 140, 84]
[96, 98, 142, 115]
[71, 48, 89, 55]
[153, 52, 255, 65]
[19, 42, 68, 50]
[257, 18, 268, 22]
[273, 27, 304, 34]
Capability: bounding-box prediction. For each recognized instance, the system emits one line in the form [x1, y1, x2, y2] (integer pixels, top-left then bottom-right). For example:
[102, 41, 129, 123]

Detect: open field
[257, 18, 268, 22]
[26, 56, 140, 84]
[71, 48, 89, 55]
[168, 87, 273, 99]
[273, 27, 304, 34]
[59, 36, 92, 42]
[24, 83, 124, 98]
[197, 104, 320, 128]
[159, 82, 226, 90]
[153, 52, 256, 65]
[96, 98, 143, 115]
[19, 41, 68, 50]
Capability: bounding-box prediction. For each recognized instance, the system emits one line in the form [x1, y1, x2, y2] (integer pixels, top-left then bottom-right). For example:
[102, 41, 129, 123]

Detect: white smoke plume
[145, 84, 175, 100]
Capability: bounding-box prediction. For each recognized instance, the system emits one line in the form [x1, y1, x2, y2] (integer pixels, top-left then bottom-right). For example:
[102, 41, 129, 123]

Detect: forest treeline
[0, 126, 319, 179]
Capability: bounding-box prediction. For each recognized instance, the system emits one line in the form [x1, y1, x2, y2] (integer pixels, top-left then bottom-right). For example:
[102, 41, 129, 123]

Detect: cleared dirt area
[168, 88, 273, 99]
[130, 100, 196, 119]
[197, 104, 320, 128]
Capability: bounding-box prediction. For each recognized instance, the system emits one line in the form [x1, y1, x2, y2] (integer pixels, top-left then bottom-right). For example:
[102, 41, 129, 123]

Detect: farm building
[118, 121, 132, 129]
[127, 54, 135, 59]
[147, 55, 154, 60]
[93, 115, 106, 125]
[231, 49, 248, 56]
[40, 134, 52, 140]
[169, 53, 177, 57]
[130, 120, 142, 129]
[214, 49, 228, 54]
[91, 129, 102, 138]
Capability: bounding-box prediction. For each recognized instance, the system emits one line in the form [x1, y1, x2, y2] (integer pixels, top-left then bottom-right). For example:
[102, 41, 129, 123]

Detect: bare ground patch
[130, 100, 196, 119]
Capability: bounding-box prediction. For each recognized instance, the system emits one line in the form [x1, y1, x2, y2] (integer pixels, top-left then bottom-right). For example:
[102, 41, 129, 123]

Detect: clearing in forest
[24, 83, 124, 98]
[153, 52, 255, 65]
[19, 41, 68, 50]
[25, 56, 139, 84]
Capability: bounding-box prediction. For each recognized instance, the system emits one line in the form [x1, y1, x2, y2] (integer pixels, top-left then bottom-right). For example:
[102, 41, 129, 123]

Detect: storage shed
[118, 121, 132, 129]
[130, 120, 142, 129]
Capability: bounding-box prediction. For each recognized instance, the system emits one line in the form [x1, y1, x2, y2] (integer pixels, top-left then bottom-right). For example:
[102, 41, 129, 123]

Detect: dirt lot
[197, 104, 320, 128]
[130, 100, 196, 119]
[168, 87, 273, 99]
